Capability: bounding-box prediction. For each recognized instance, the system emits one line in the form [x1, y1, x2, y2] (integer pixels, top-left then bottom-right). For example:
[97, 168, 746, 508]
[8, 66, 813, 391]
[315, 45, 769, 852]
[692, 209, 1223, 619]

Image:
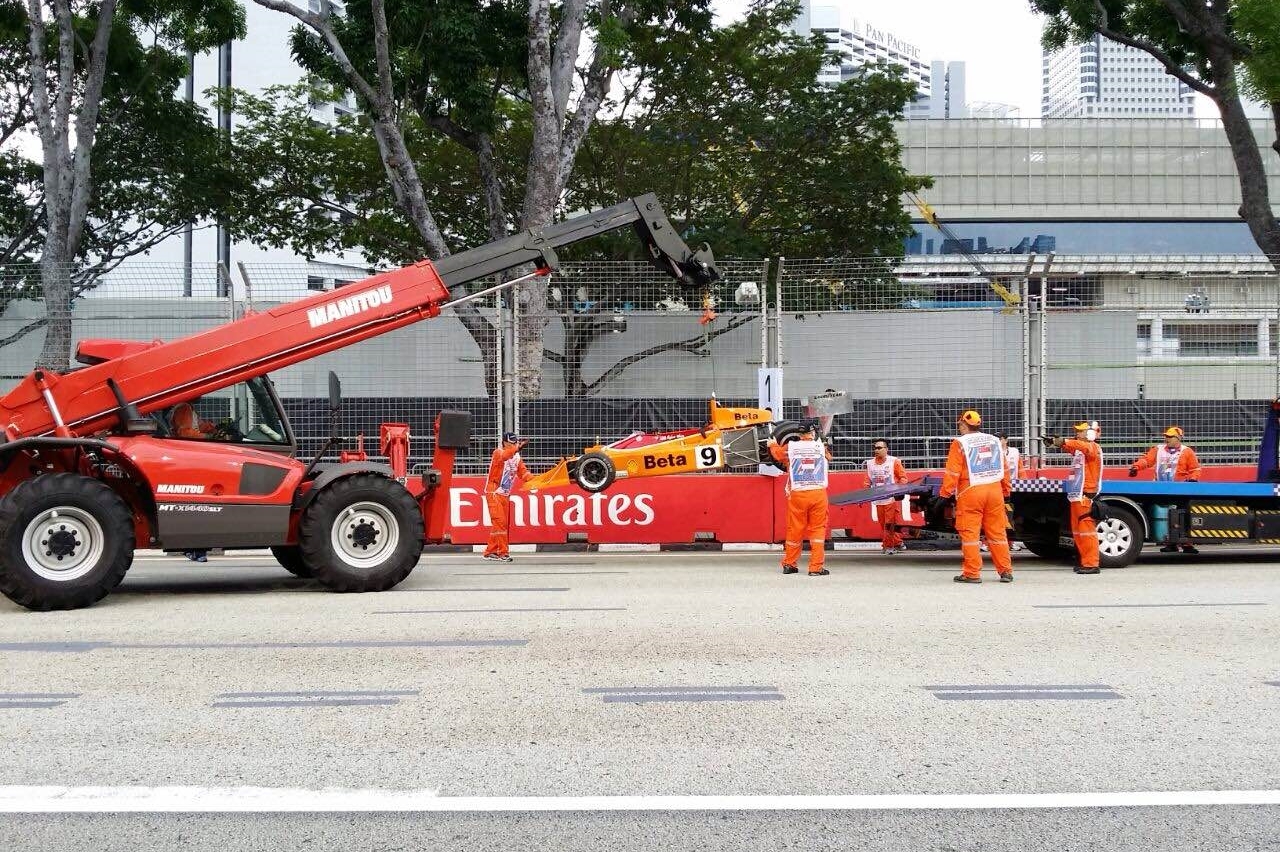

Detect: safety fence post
[498, 274, 516, 442]
[773, 257, 785, 371]
[759, 258, 771, 370]
[1024, 275, 1047, 472]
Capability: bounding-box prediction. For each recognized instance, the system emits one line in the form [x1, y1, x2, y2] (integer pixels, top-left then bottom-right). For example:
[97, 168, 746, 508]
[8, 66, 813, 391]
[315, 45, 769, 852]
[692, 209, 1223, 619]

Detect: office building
[1043, 35, 1195, 118]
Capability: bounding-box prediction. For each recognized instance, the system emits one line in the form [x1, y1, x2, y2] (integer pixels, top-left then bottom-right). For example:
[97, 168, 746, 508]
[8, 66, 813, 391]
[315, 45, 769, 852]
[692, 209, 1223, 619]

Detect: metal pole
[774, 257, 784, 370]
[1020, 254, 1035, 462]
[1038, 254, 1054, 462]
[182, 50, 195, 298]
[215, 41, 232, 298]
[759, 258, 770, 368]
[236, 261, 254, 315]
[217, 263, 234, 322]
[511, 280, 521, 437]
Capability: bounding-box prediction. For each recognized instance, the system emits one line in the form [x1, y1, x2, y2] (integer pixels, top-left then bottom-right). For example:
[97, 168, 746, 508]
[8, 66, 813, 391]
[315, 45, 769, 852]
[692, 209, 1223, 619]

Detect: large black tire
[1094, 505, 1143, 569]
[764, 421, 807, 470]
[573, 451, 616, 493]
[0, 473, 135, 611]
[1023, 537, 1069, 561]
[298, 474, 424, 592]
[270, 545, 313, 579]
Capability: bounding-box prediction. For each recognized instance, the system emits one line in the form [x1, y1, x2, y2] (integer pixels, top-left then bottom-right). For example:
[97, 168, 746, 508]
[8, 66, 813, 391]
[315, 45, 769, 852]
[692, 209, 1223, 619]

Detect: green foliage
[222, 85, 526, 264]
[288, 0, 527, 137]
[569, 1, 929, 260]
[0, 0, 246, 265]
[1235, 0, 1280, 103]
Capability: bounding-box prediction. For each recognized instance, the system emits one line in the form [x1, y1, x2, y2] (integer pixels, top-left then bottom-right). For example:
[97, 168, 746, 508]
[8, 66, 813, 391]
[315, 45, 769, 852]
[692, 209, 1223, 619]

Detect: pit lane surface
[1, 548, 1278, 850]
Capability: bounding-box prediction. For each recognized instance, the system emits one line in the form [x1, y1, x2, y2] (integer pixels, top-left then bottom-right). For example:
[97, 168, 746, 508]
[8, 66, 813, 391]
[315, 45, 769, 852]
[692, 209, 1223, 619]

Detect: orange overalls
[770, 439, 832, 573]
[867, 455, 908, 549]
[484, 444, 530, 559]
[1132, 442, 1199, 548]
[1133, 444, 1201, 482]
[941, 432, 1012, 579]
[1062, 438, 1103, 569]
[172, 403, 215, 439]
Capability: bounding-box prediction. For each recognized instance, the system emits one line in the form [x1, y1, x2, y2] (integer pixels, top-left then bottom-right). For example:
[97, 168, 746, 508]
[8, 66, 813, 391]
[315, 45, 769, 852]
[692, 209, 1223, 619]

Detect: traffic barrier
[441, 465, 1260, 546]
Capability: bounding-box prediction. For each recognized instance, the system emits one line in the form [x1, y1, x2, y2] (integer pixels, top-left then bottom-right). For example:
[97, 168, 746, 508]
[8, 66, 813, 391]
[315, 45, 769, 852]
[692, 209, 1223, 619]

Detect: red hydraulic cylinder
[380, 423, 411, 480]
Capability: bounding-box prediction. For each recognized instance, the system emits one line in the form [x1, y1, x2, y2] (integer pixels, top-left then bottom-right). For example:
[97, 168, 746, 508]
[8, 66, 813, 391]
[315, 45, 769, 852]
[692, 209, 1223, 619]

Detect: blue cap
[503, 431, 520, 444]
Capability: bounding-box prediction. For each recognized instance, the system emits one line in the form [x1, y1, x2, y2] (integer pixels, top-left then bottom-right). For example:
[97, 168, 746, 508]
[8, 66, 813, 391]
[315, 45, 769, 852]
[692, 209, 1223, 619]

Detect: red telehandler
[0, 195, 717, 610]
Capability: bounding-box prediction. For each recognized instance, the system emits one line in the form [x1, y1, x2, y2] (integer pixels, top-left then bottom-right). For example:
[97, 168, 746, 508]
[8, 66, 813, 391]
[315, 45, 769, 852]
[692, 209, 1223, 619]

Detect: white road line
[0, 788, 1278, 813]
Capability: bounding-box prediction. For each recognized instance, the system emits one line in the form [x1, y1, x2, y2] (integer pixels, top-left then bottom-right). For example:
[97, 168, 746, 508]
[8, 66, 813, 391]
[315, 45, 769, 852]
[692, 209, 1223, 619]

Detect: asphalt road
[1, 547, 1278, 850]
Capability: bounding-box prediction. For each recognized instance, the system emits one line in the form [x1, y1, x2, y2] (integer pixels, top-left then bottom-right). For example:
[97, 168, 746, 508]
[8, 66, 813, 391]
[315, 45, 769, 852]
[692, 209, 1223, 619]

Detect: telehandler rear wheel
[270, 545, 313, 579]
[299, 474, 424, 592]
[0, 473, 135, 611]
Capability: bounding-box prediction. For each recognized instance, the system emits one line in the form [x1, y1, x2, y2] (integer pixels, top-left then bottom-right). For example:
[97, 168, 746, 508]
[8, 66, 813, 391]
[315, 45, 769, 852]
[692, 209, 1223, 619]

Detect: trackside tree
[1033, 0, 1280, 261]
[4, 0, 245, 370]
[231, 0, 927, 397]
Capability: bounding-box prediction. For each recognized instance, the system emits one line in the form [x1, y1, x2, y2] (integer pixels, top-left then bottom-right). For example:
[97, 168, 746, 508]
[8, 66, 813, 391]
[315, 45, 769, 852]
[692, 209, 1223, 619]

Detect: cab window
[162, 377, 289, 446]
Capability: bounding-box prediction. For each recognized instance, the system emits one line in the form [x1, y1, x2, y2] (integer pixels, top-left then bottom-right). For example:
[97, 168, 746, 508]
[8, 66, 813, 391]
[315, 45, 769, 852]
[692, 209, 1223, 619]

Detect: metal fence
[0, 257, 1275, 475]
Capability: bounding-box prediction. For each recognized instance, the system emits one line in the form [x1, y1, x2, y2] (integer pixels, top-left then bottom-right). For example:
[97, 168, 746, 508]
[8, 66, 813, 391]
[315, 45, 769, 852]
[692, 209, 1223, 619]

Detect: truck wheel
[1023, 538, 1069, 560]
[0, 473, 135, 611]
[763, 421, 806, 470]
[270, 545, 312, 579]
[1096, 505, 1142, 569]
[299, 474, 424, 592]
[573, 451, 616, 493]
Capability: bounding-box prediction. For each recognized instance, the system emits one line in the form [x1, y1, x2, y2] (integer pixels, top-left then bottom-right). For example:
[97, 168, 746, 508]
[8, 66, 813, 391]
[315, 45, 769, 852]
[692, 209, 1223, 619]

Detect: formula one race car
[524, 399, 809, 493]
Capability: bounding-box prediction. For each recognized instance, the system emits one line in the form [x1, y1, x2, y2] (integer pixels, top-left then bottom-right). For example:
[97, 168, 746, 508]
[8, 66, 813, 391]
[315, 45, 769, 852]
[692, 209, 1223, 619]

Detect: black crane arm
[433, 193, 718, 292]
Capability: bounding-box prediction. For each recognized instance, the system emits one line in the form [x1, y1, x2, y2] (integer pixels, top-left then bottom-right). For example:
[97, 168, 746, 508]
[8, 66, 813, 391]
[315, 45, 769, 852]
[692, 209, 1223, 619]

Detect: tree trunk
[36, 245, 71, 371]
[1210, 60, 1280, 262]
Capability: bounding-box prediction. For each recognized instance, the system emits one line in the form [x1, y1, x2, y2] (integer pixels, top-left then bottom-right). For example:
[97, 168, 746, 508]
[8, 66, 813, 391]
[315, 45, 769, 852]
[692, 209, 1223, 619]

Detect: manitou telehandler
[0, 195, 717, 610]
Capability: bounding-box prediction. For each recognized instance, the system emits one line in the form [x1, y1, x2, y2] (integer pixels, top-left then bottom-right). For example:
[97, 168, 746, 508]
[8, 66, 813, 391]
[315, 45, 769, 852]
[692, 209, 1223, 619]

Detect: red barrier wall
[445, 464, 1262, 545]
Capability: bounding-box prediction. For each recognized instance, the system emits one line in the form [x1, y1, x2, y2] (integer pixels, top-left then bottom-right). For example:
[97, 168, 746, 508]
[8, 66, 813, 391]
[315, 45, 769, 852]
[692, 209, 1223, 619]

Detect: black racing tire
[298, 474, 424, 592]
[573, 451, 616, 493]
[764, 421, 807, 470]
[270, 545, 313, 579]
[1094, 505, 1143, 569]
[0, 473, 135, 611]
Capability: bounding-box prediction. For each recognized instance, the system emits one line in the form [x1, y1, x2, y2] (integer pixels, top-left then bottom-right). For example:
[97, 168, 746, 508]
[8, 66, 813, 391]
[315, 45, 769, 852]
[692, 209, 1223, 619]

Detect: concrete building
[897, 117, 1280, 255]
[1043, 35, 1195, 118]
[790, 2, 934, 118]
[928, 61, 968, 119]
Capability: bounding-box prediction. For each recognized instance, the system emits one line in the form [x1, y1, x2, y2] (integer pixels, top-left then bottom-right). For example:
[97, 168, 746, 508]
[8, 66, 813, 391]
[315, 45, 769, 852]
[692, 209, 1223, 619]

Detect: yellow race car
[525, 399, 804, 493]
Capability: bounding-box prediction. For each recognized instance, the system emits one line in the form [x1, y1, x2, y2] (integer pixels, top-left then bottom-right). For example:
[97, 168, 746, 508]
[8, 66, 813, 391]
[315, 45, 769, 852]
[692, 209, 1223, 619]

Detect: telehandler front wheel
[0, 473, 135, 611]
[270, 545, 313, 579]
[299, 474, 424, 592]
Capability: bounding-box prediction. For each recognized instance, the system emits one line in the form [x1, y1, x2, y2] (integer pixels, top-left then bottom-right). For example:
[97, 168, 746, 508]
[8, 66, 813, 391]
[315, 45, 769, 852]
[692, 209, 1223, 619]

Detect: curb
[423, 541, 929, 554]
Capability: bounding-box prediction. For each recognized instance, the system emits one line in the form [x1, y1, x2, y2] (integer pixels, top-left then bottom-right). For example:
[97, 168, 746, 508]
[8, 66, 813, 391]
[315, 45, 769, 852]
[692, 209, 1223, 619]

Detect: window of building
[1137, 321, 1152, 355]
[1163, 323, 1259, 357]
[306, 275, 327, 291]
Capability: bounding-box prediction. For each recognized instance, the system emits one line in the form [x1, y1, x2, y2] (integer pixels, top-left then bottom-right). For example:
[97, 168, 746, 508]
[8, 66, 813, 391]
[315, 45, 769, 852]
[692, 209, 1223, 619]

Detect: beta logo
[643, 453, 688, 470]
[306, 284, 393, 329]
[157, 484, 205, 495]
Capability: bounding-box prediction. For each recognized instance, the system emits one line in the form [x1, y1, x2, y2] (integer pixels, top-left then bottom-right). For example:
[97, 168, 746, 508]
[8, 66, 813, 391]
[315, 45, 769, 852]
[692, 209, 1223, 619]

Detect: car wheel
[573, 451, 616, 493]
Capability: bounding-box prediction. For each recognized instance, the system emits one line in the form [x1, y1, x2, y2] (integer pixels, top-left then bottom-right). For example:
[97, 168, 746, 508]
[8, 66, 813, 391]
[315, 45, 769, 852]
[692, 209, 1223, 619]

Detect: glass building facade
[897, 118, 1280, 255]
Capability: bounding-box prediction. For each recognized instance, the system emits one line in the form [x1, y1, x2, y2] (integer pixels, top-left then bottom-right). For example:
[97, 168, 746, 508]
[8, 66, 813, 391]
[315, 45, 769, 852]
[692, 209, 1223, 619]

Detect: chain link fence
[517, 260, 769, 470]
[775, 257, 1026, 470]
[1041, 269, 1280, 468]
[0, 257, 1275, 477]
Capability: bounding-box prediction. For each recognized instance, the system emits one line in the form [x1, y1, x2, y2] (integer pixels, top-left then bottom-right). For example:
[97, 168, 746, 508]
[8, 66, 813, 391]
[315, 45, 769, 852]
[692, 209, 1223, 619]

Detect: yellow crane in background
[907, 191, 1022, 313]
